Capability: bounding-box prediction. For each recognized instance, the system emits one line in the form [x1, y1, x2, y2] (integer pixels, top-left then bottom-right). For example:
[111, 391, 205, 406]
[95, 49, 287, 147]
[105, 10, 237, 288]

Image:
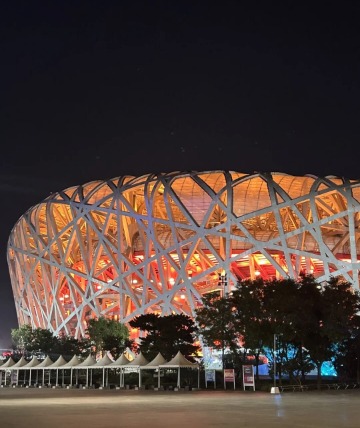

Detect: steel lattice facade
[7, 171, 360, 338]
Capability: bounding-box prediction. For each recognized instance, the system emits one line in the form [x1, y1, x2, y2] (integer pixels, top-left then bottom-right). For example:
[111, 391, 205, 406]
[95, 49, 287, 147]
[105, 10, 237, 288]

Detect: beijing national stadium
[7, 171, 360, 339]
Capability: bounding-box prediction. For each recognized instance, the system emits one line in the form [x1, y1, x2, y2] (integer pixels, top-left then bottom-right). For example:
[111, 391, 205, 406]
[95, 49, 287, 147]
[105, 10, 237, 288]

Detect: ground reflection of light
[274, 394, 285, 417]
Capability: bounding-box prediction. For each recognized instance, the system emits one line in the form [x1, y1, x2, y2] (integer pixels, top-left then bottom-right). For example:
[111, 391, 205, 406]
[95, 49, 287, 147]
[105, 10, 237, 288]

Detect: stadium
[7, 171, 360, 339]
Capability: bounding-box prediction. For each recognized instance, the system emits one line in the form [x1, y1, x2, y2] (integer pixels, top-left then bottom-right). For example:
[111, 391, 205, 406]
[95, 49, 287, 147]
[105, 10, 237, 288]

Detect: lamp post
[270, 334, 280, 394]
[218, 269, 228, 296]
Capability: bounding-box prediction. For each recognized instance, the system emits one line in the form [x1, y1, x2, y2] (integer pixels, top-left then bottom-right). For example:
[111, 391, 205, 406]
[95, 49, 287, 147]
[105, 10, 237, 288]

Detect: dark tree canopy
[86, 317, 129, 359]
[195, 294, 241, 368]
[129, 313, 199, 362]
[11, 325, 90, 359]
[195, 274, 360, 387]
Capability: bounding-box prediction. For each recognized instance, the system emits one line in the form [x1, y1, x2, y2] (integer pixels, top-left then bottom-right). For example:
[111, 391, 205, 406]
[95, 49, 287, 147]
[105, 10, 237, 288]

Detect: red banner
[224, 368, 235, 382]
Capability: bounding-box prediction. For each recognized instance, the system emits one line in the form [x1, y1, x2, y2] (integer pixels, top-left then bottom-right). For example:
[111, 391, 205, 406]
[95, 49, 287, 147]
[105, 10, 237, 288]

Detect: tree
[86, 317, 129, 358]
[262, 274, 360, 388]
[232, 278, 271, 379]
[11, 324, 33, 355]
[129, 313, 199, 361]
[27, 327, 58, 355]
[52, 334, 91, 359]
[11, 325, 90, 358]
[129, 313, 160, 355]
[333, 316, 360, 383]
[304, 276, 360, 388]
[195, 294, 241, 369]
[261, 276, 314, 383]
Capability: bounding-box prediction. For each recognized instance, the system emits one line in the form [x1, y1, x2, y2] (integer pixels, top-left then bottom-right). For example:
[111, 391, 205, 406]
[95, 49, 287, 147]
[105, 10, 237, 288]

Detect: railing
[279, 382, 360, 392]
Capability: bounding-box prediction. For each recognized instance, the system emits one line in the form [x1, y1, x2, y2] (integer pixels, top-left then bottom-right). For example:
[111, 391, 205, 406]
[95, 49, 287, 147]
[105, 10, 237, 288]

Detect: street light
[218, 269, 228, 296]
[270, 334, 280, 394]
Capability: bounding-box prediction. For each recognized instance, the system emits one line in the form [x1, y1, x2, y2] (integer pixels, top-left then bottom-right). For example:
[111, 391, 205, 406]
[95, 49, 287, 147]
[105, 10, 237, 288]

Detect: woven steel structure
[7, 171, 360, 338]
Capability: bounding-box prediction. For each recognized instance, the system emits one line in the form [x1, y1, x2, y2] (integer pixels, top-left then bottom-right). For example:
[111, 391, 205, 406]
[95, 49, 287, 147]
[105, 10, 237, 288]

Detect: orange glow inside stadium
[7, 171, 360, 339]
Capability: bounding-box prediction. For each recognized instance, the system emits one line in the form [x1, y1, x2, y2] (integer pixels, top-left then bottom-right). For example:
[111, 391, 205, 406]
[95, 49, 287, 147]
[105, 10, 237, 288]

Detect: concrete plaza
[0, 387, 359, 428]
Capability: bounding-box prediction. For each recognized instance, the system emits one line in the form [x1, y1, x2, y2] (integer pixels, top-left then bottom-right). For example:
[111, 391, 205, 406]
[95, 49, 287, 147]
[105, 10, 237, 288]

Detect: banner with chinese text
[223, 368, 235, 390]
[242, 365, 255, 391]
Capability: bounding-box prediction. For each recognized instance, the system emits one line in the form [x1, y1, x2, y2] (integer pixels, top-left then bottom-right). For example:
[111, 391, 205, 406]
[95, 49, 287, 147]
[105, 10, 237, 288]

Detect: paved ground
[0, 387, 360, 428]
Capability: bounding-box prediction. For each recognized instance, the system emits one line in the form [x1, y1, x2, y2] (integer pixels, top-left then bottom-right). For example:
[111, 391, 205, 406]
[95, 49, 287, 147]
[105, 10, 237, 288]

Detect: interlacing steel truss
[7, 171, 360, 338]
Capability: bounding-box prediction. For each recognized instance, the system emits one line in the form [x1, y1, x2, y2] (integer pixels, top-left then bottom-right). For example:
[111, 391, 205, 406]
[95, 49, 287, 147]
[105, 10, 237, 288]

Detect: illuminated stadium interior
[7, 171, 360, 339]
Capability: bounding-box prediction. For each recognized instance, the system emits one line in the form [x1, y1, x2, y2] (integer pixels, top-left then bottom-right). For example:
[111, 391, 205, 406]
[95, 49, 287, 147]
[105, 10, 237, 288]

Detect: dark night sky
[1, 1, 360, 347]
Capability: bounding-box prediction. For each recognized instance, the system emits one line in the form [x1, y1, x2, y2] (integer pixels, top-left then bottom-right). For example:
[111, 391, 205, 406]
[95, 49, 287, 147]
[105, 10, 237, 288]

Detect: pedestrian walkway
[0, 387, 360, 427]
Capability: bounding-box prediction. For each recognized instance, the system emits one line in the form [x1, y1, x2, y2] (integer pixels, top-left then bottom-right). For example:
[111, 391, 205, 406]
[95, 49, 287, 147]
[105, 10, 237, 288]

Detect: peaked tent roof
[1, 356, 16, 368]
[159, 351, 199, 368]
[92, 353, 114, 367]
[110, 353, 131, 367]
[48, 355, 68, 368]
[144, 352, 168, 369]
[76, 354, 97, 367]
[127, 351, 149, 367]
[62, 355, 81, 367]
[23, 356, 41, 368]
[12, 356, 29, 368]
[37, 355, 54, 367]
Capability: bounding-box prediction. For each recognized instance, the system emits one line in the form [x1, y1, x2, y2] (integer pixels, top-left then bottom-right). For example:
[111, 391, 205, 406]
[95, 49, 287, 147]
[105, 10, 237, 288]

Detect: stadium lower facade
[7, 171, 360, 339]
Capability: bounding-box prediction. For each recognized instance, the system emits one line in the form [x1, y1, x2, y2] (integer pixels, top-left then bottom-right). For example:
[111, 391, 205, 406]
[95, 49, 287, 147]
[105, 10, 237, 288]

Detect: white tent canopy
[48, 355, 68, 386]
[76, 354, 97, 367]
[10, 356, 29, 386]
[37, 355, 54, 368]
[23, 356, 41, 386]
[91, 353, 114, 368]
[48, 355, 68, 368]
[159, 351, 200, 389]
[0, 356, 16, 386]
[90, 353, 115, 388]
[144, 352, 168, 369]
[125, 351, 149, 388]
[110, 353, 131, 388]
[143, 352, 168, 389]
[36, 355, 54, 386]
[74, 354, 97, 388]
[161, 351, 199, 368]
[127, 351, 149, 367]
[11, 356, 28, 368]
[62, 355, 80, 368]
[61, 355, 81, 387]
[1, 357, 16, 368]
[0, 351, 201, 390]
[0, 355, 40, 387]
[110, 353, 131, 368]
[24, 356, 41, 368]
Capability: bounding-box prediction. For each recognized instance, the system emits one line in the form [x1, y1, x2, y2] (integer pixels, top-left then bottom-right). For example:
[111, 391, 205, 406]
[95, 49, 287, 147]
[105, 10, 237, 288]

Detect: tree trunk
[299, 343, 305, 382]
[254, 353, 260, 380]
[278, 363, 282, 386]
[221, 339, 225, 369]
[316, 362, 322, 390]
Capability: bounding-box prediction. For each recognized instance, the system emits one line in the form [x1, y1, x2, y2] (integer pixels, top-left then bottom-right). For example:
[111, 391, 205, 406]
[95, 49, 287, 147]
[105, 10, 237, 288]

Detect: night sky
[1, 1, 360, 347]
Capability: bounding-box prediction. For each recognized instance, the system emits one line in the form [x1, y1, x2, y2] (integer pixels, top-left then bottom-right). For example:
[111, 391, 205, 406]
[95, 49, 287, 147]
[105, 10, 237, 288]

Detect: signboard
[153, 369, 164, 378]
[223, 368, 235, 390]
[123, 367, 139, 373]
[242, 365, 255, 391]
[205, 369, 216, 389]
[202, 346, 223, 370]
